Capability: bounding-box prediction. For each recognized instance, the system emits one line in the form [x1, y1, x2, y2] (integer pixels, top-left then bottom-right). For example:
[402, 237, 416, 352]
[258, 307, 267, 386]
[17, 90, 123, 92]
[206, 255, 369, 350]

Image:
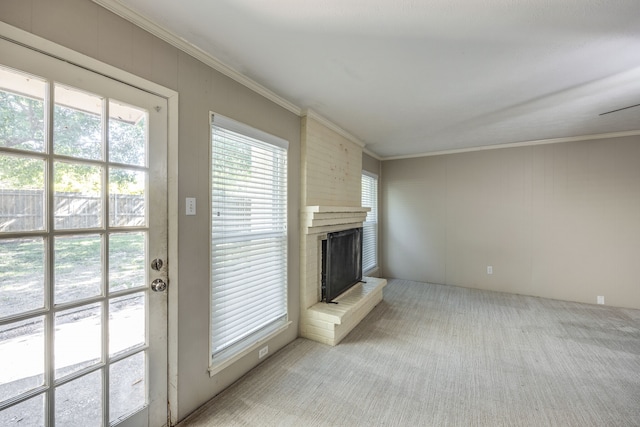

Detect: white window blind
[362, 172, 378, 273]
[210, 114, 288, 362]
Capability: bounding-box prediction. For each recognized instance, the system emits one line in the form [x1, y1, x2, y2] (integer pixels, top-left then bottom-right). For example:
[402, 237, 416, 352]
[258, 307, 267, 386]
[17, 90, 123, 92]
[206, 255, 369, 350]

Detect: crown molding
[303, 109, 366, 148]
[363, 147, 383, 161]
[93, 1, 383, 156]
[381, 130, 640, 161]
[92, 0, 301, 115]
[97, 1, 633, 163]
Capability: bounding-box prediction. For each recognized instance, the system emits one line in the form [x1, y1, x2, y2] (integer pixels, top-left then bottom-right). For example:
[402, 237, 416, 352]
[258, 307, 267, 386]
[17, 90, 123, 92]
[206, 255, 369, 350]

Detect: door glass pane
[0, 154, 45, 232]
[54, 234, 102, 304]
[109, 232, 145, 292]
[54, 85, 103, 160]
[109, 351, 146, 423]
[0, 317, 45, 402]
[109, 100, 146, 166]
[0, 238, 45, 318]
[54, 161, 103, 229]
[109, 168, 146, 227]
[109, 293, 145, 357]
[0, 66, 46, 152]
[55, 303, 102, 379]
[0, 393, 45, 427]
[55, 370, 102, 427]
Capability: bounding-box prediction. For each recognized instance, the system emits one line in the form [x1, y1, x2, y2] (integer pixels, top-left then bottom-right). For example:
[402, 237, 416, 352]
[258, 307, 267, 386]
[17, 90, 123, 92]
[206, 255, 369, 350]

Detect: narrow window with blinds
[362, 172, 378, 273]
[210, 113, 288, 366]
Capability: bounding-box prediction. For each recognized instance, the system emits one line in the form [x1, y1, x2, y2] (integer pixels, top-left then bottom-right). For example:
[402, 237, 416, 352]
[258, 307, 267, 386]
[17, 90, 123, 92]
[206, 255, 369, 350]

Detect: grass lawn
[0, 232, 145, 318]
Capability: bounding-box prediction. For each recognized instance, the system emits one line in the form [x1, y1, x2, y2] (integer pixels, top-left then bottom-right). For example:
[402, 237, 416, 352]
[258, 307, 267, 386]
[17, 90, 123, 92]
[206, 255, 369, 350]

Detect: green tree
[54, 103, 102, 160]
[0, 91, 45, 151]
[1, 89, 143, 192]
[0, 91, 46, 189]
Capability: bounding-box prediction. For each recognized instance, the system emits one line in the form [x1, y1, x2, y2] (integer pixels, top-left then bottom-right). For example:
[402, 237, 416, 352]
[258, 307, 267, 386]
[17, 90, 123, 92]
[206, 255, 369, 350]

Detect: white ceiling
[106, 0, 640, 159]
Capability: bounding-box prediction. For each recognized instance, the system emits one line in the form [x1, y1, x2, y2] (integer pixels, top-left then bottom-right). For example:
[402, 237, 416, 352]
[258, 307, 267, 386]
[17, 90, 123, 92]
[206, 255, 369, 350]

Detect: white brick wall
[301, 116, 362, 207]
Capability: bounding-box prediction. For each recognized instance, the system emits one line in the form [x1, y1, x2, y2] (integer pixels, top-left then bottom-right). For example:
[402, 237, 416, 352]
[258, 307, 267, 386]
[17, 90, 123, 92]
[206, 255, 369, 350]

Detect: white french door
[0, 38, 168, 427]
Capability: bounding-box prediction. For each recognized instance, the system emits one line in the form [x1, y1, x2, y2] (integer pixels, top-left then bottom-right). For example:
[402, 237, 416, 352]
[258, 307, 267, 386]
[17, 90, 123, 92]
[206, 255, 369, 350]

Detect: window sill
[208, 320, 292, 377]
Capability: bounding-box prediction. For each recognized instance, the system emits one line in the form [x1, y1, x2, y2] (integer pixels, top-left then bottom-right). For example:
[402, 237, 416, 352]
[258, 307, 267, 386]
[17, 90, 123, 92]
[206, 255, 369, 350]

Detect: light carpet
[179, 279, 640, 426]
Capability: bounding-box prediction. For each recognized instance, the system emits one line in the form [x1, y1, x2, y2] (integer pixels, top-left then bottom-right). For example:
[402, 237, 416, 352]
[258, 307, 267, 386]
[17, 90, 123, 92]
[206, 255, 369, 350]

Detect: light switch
[186, 197, 196, 216]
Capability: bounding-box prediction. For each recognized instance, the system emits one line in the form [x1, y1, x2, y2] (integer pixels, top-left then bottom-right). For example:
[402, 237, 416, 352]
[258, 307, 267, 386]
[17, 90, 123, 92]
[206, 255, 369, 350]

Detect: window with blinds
[210, 114, 288, 364]
[362, 172, 378, 273]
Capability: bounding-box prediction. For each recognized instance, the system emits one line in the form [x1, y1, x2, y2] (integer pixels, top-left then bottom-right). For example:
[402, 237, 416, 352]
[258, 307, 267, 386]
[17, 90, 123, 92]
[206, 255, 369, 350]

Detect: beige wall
[362, 152, 381, 176]
[0, 0, 301, 421]
[382, 136, 640, 310]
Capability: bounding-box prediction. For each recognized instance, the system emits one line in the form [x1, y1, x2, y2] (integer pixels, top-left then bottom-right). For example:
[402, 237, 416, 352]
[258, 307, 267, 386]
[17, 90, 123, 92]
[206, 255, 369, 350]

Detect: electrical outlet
[597, 296, 605, 305]
[258, 346, 268, 359]
[487, 266, 493, 275]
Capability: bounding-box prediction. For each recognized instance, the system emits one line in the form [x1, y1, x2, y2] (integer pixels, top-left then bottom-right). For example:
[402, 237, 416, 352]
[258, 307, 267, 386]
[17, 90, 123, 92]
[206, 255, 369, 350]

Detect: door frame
[0, 21, 180, 426]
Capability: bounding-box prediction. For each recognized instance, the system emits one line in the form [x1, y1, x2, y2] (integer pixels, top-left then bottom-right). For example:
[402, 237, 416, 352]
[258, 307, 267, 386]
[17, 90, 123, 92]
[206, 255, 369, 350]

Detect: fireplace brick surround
[299, 113, 386, 346]
[300, 206, 387, 345]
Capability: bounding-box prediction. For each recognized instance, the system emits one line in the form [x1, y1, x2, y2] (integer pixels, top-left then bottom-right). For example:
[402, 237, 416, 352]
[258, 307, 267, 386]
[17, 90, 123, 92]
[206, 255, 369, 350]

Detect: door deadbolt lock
[151, 258, 163, 271]
[151, 278, 167, 292]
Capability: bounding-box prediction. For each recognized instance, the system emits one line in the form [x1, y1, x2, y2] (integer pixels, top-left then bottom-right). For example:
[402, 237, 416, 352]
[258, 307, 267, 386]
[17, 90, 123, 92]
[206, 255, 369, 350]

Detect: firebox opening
[321, 227, 363, 303]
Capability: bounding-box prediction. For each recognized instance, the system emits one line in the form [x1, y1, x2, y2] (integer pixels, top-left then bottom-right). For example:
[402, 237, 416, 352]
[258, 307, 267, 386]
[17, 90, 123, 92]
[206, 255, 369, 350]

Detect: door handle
[151, 278, 167, 292]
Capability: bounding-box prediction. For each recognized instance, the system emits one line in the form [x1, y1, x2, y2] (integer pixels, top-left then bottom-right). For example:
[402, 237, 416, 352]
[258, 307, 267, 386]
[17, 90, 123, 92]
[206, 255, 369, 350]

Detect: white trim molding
[92, 1, 380, 157]
[0, 21, 171, 99]
[92, 1, 640, 163]
[382, 130, 640, 161]
[363, 147, 383, 161]
[92, 0, 302, 116]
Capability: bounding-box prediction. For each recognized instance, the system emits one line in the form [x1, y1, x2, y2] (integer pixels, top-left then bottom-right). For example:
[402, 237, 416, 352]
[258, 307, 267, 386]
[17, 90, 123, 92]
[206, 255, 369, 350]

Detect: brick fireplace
[299, 112, 386, 345]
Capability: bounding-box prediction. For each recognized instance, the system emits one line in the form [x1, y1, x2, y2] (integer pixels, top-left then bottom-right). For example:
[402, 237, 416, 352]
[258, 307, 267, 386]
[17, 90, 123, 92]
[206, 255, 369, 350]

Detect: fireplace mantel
[301, 205, 370, 235]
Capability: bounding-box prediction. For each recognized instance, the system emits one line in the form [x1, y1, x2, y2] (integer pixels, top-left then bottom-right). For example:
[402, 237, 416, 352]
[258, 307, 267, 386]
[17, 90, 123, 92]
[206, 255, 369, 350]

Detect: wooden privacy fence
[0, 189, 144, 231]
